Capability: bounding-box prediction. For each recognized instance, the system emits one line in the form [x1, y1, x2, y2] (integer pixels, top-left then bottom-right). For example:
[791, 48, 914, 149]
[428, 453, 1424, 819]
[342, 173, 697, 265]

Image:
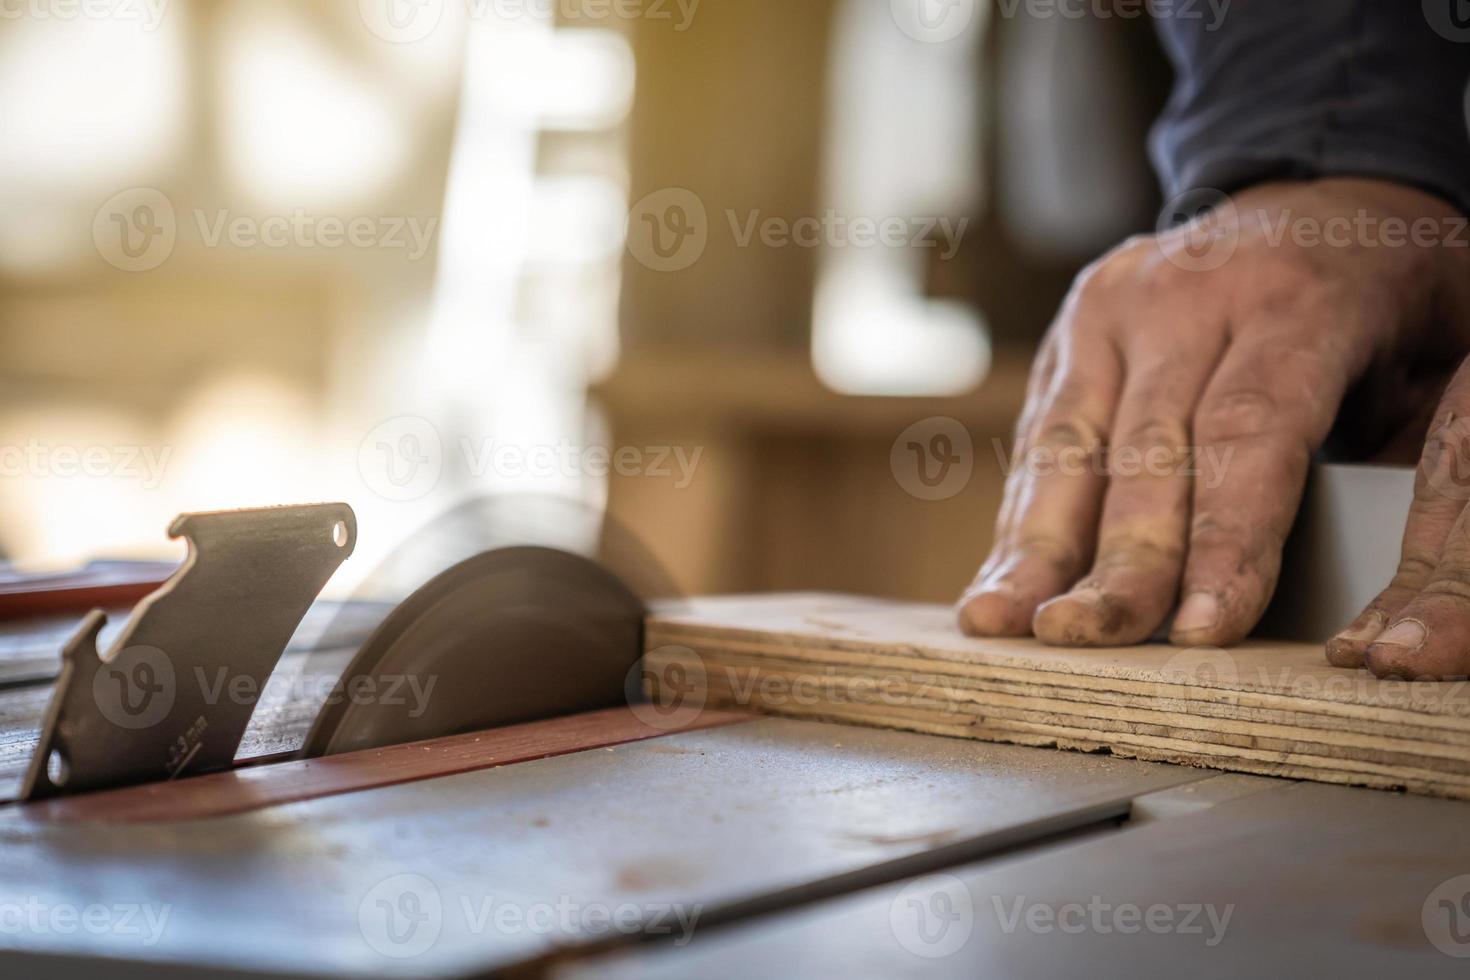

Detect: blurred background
[0, 0, 1169, 601]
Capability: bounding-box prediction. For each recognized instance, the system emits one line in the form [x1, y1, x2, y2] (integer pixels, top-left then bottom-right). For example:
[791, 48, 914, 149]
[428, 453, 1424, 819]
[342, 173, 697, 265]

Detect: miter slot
[20, 503, 356, 801]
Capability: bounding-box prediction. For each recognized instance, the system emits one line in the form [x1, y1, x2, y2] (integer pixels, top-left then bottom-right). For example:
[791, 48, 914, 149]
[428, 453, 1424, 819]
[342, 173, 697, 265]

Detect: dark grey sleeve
[1149, 1, 1470, 216]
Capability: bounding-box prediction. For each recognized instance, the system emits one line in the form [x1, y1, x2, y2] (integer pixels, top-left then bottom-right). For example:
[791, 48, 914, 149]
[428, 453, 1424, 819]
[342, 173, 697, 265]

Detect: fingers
[1328, 361, 1470, 678]
[1325, 456, 1465, 667]
[1171, 331, 1352, 646]
[1364, 503, 1470, 680]
[1034, 331, 1226, 646]
[960, 307, 1122, 637]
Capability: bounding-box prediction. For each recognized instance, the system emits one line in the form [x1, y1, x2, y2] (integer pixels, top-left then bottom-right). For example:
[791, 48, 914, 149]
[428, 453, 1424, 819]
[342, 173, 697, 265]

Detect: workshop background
[0, 0, 1168, 600]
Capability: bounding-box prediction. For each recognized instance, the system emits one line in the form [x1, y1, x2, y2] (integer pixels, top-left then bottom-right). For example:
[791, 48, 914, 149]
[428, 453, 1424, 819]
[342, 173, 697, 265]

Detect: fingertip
[958, 589, 1034, 638]
[1032, 593, 1100, 646]
[1325, 636, 1368, 669]
[1167, 590, 1246, 647]
[1034, 589, 1151, 647]
[1364, 643, 1419, 680]
[1325, 611, 1387, 669]
[1363, 616, 1470, 680]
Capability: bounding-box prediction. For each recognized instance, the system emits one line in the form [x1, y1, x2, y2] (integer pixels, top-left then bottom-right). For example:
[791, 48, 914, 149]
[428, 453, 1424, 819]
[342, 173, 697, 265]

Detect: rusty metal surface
[22, 505, 356, 800]
[0, 718, 1202, 977]
[564, 779, 1470, 979]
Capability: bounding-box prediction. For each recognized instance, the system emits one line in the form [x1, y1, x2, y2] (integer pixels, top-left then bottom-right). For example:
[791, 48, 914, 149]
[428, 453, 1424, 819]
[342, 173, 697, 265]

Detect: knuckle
[1116, 417, 1190, 452]
[1425, 560, 1470, 601]
[1013, 533, 1085, 575]
[1193, 388, 1281, 444]
[1393, 554, 1439, 589]
[1094, 537, 1184, 570]
[1035, 415, 1104, 452]
[1191, 513, 1287, 558]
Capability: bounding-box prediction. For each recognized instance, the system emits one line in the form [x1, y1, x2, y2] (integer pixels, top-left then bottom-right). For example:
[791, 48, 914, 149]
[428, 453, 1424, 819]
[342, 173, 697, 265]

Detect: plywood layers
[645, 594, 1470, 799]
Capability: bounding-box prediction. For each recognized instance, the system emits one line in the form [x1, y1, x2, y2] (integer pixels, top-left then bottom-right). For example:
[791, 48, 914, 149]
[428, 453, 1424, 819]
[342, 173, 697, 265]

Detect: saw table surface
[3, 597, 1470, 977]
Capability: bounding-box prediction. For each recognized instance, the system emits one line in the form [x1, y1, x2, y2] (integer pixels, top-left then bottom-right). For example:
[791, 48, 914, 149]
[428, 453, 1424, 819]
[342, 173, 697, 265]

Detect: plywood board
[645, 594, 1470, 799]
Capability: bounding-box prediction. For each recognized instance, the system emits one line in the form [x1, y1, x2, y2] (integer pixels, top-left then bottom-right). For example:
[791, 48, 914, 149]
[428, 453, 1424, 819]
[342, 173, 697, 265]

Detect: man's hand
[958, 178, 1470, 654]
[1328, 360, 1470, 679]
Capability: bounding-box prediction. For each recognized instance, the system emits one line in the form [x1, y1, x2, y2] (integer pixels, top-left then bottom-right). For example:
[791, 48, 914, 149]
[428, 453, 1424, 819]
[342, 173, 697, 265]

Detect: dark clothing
[1150, 1, 1470, 216]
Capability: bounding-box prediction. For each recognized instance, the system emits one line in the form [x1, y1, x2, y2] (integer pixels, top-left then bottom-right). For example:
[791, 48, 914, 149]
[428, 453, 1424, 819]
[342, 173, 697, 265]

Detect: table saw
[1, 467, 1468, 978]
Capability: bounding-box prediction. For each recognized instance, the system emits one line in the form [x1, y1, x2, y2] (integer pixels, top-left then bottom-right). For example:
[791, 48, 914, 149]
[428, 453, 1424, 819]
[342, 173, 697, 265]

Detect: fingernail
[1335, 611, 1387, 643]
[1173, 591, 1220, 634]
[1373, 619, 1426, 652]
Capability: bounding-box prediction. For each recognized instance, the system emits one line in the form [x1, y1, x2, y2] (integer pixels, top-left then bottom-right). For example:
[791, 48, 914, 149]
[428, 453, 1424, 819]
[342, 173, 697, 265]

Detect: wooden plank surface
[561, 779, 1470, 980]
[645, 594, 1470, 799]
[0, 719, 1202, 977]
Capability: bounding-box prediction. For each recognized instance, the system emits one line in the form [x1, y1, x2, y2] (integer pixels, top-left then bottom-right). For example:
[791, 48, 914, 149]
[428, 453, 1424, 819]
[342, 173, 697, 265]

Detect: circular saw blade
[299, 546, 645, 758]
